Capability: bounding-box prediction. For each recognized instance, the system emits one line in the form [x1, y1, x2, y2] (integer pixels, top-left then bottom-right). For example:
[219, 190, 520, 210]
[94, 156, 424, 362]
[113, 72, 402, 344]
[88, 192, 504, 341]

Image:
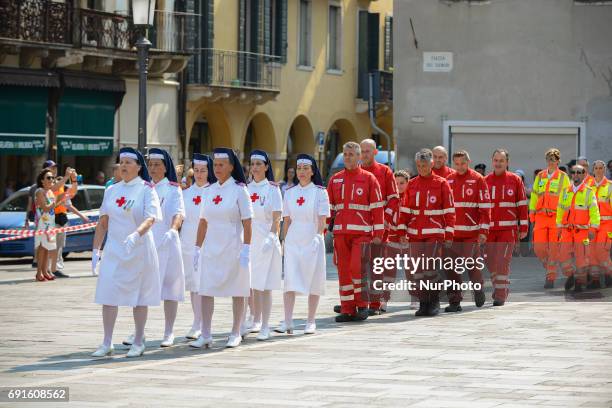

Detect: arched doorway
[286, 115, 315, 171]
[243, 112, 276, 178]
[187, 103, 232, 157]
[323, 118, 357, 179]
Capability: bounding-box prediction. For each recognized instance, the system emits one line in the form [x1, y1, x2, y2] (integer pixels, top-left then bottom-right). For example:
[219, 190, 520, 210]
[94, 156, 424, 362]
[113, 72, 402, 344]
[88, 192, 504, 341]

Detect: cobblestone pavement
[1, 255, 612, 407]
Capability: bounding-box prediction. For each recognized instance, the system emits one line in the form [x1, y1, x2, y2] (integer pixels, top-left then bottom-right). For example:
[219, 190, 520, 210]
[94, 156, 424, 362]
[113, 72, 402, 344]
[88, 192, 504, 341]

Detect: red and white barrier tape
[0, 222, 98, 242]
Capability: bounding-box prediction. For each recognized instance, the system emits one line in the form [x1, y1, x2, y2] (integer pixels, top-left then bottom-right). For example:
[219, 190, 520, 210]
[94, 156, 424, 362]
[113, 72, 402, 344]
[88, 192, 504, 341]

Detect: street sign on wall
[423, 52, 453, 72]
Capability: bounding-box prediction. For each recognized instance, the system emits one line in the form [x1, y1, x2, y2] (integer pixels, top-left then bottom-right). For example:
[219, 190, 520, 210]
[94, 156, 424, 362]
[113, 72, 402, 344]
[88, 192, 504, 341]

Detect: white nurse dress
[282, 182, 330, 295]
[95, 176, 163, 307]
[151, 177, 186, 302]
[247, 178, 283, 291]
[198, 177, 253, 297]
[180, 182, 209, 292]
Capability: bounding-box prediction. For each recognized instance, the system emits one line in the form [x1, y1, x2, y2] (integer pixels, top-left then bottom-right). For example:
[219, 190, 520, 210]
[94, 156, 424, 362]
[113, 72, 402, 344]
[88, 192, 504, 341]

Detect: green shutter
[280, 0, 287, 63]
[384, 15, 393, 71]
[238, 0, 246, 81]
[0, 86, 47, 155]
[57, 88, 115, 156]
[263, 0, 271, 56]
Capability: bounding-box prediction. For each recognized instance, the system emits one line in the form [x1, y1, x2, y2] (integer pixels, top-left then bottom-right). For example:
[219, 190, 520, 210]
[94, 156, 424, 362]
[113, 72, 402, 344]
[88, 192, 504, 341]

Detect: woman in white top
[91, 147, 162, 358]
[246, 150, 282, 340]
[191, 148, 253, 349]
[276, 154, 330, 335]
[180, 153, 216, 340]
[144, 148, 186, 348]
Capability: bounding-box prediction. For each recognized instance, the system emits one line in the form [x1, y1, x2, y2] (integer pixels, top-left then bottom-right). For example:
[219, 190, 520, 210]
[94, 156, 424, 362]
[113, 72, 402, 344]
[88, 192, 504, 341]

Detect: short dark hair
[492, 148, 509, 160]
[36, 169, 53, 188]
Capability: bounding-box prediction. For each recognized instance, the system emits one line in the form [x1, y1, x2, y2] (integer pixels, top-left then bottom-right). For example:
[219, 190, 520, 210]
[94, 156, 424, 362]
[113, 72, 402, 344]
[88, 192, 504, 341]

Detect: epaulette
[144, 181, 154, 188]
[235, 181, 246, 186]
[316, 185, 325, 189]
[269, 181, 279, 186]
[286, 184, 298, 190]
[169, 181, 180, 187]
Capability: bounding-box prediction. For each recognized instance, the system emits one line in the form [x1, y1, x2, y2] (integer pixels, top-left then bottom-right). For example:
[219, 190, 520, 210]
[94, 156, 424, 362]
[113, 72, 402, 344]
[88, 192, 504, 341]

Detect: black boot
[544, 279, 554, 289]
[353, 307, 369, 321]
[564, 276, 575, 292]
[493, 299, 505, 307]
[367, 308, 381, 316]
[573, 283, 583, 293]
[444, 302, 462, 313]
[415, 302, 428, 317]
[335, 313, 353, 323]
[426, 300, 440, 316]
[333, 305, 341, 314]
[474, 290, 485, 308]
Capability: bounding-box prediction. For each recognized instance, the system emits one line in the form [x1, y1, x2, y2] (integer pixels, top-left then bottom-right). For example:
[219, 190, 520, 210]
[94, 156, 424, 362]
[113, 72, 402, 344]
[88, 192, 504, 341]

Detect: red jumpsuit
[432, 165, 456, 179]
[484, 171, 529, 302]
[362, 161, 399, 308]
[446, 168, 491, 303]
[398, 173, 455, 302]
[327, 167, 384, 315]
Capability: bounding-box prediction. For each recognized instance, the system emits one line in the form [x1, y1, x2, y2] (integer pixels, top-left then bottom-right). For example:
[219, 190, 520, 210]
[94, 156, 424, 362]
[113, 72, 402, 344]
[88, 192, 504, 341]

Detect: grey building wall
[394, 0, 612, 169]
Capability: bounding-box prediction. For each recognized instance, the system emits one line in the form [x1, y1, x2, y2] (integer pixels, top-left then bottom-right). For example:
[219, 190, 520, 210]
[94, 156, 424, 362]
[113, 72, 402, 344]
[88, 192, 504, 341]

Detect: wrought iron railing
[358, 70, 393, 103]
[149, 11, 195, 52]
[189, 48, 281, 92]
[0, 0, 72, 45]
[78, 8, 132, 50]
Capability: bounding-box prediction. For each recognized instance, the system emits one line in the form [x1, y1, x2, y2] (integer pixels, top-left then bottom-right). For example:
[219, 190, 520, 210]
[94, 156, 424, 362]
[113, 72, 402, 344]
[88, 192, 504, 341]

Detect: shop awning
[0, 85, 48, 156]
[58, 88, 117, 156]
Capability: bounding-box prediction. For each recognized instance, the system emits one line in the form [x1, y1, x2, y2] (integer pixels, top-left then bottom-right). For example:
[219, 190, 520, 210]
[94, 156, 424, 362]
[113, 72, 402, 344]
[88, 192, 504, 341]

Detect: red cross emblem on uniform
[213, 195, 222, 205]
[193, 196, 202, 205]
[297, 196, 305, 206]
[116, 196, 126, 207]
[250, 193, 260, 203]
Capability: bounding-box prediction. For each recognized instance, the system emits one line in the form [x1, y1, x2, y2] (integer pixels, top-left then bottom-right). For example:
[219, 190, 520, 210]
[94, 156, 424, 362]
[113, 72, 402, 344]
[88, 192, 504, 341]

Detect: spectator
[95, 171, 106, 186]
[105, 163, 121, 188]
[33, 169, 65, 281]
[559, 165, 567, 174]
[50, 164, 78, 278]
[279, 166, 297, 197]
[474, 163, 486, 176]
[607, 160, 612, 180]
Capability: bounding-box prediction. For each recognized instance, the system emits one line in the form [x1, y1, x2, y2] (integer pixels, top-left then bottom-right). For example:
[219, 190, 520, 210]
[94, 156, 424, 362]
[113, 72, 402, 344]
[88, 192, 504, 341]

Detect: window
[70, 189, 88, 211]
[87, 188, 105, 210]
[327, 2, 342, 71]
[298, 0, 312, 67]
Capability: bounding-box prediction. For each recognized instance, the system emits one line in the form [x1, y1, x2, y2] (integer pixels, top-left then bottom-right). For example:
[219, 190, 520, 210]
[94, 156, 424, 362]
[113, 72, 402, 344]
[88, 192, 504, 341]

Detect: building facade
[394, 0, 612, 183]
[0, 0, 192, 197]
[184, 0, 394, 179]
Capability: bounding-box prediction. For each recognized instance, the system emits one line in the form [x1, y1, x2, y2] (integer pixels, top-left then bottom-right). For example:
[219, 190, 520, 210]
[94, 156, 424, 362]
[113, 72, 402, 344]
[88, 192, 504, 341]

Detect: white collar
[123, 176, 142, 186]
[298, 182, 314, 190]
[217, 176, 235, 188]
[155, 177, 169, 186]
[251, 178, 269, 187]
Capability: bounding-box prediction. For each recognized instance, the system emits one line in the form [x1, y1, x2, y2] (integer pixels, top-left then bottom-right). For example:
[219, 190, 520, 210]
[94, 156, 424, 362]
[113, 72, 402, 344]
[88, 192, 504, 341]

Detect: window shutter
[264, 0, 271, 56]
[185, 0, 197, 82]
[280, 0, 287, 63]
[238, 0, 246, 81]
[384, 15, 393, 71]
[205, 0, 214, 83]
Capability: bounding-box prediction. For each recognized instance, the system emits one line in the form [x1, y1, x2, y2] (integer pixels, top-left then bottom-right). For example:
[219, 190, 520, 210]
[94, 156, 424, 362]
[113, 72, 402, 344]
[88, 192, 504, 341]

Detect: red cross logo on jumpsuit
[116, 196, 126, 207]
[193, 195, 202, 205]
[297, 196, 305, 206]
[250, 193, 260, 203]
[213, 195, 223, 205]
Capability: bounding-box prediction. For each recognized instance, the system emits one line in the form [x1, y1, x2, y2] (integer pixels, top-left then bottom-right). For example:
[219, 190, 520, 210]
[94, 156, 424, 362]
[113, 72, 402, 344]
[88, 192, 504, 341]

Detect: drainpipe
[368, 72, 392, 169]
[178, 70, 188, 166]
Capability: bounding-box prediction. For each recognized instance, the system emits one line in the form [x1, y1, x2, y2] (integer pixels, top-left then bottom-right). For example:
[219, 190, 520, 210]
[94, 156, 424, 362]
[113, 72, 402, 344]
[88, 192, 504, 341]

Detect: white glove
[193, 246, 201, 271]
[161, 229, 178, 247]
[239, 244, 251, 268]
[262, 232, 277, 252]
[311, 236, 321, 254]
[123, 231, 140, 255]
[91, 248, 101, 276]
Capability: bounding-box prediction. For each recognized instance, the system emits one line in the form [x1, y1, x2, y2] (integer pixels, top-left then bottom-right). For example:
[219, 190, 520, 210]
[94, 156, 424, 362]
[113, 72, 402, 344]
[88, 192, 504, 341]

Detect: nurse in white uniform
[91, 147, 162, 358]
[276, 154, 330, 335]
[246, 150, 282, 340]
[191, 148, 253, 349]
[144, 148, 185, 348]
[180, 153, 216, 340]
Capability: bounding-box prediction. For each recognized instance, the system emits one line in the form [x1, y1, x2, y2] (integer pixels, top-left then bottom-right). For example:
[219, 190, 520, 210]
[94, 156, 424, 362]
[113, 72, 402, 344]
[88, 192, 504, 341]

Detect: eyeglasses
[570, 171, 585, 175]
[44, 176, 54, 180]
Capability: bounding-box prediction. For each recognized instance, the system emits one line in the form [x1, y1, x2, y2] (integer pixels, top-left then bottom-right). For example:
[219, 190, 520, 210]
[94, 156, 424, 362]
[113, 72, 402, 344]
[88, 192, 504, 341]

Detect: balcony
[187, 48, 281, 105]
[0, 1, 194, 76]
[356, 70, 393, 113]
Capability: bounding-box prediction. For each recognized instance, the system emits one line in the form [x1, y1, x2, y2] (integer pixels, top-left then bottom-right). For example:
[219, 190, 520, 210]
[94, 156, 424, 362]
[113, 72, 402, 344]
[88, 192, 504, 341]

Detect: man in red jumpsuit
[445, 150, 490, 312]
[484, 149, 529, 306]
[327, 141, 385, 322]
[432, 146, 456, 179]
[399, 148, 455, 317]
[360, 138, 399, 314]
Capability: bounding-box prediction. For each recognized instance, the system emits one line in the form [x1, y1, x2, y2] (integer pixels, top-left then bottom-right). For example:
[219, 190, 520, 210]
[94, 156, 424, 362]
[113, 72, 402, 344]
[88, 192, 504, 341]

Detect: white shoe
[160, 334, 175, 348]
[91, 344, 114, 357]
[226, 335, 242, 348]
[273, 321, 294, 334]
[189, 336, 213, 349]
[256, 327, 270, 341]
[126, 343, 145, 357]
[240, 324, 250, 339]
[304, 321, 316, 335]
[250, 321, 262, 333]
[123, 334, 145, 347]
[185, 329, 201, 340]
[244, 315, 254, 330]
